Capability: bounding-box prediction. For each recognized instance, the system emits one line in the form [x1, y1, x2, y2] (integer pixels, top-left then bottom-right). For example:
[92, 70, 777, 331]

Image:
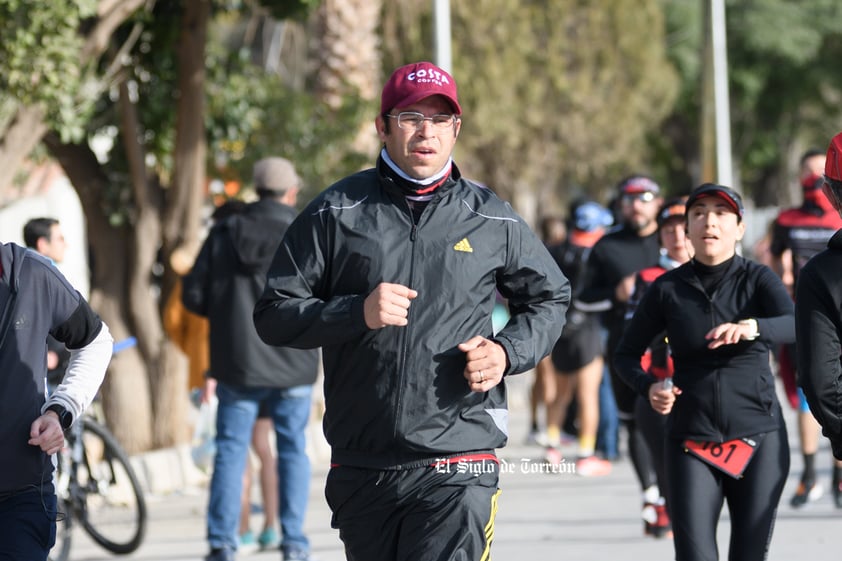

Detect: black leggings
[635, 396, 669, 503]
[665, 426, 790, 561]
[607, 358, 658, 491]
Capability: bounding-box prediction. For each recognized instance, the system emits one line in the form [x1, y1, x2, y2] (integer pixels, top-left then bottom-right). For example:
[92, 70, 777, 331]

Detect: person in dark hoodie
[797, 131, 842, 470]
[183, 157, 319, 561]
[0, 242, 112, 560]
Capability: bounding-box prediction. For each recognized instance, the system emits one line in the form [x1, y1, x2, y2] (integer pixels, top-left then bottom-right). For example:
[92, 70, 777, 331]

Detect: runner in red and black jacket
[770, 148, 842, 508]
[797, 132, 842, 477]
[797, 225, 842, 458]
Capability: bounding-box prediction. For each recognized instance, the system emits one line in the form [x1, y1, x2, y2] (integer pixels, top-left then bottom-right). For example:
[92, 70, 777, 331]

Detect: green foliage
[4, 0, 840, 218]
[4, 0, 359, 220]
[262, 0, 319, 22]
[661, 0, 842, 203]
[204, 35, 371, 202]
[97, 2, 181, 171]
[380, 0, 432, 73]
[727, 0, 842, 148]
[449, 0, 679, 207]
[0, 0, 98, 142]
[72, 2, 183, 224]
[734, 0, 839, 65]
[215, 0, 320, 22]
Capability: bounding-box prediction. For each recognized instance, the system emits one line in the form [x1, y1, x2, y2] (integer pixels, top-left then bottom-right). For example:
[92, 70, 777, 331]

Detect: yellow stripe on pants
[480, 488, 502, 561]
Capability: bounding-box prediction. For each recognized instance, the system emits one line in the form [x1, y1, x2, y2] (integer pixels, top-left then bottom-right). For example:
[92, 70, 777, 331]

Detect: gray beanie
[253, 157, 300, 194]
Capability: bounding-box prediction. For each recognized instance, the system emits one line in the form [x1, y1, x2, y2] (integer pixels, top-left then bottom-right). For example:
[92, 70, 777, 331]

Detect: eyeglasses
[621, 192, 656, 204]
[385, 112, 458, 131]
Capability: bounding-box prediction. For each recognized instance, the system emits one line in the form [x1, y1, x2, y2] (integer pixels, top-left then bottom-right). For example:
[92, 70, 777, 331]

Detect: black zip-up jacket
[614, 256, 794, 442]
[183, 198, 318, 388]
[577, 225, 661, 353]
[254, 159, 570, 468]
[796, 229, 842, 460]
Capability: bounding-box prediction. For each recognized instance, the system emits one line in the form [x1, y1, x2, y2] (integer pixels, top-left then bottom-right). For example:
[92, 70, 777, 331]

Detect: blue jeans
[0, 486, 56, 561]
[596, 363, 619, 460]
[207, 383, 313, 553]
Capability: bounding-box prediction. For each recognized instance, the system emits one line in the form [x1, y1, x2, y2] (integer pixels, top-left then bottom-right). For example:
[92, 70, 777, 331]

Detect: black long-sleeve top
[577, 226, 660, 353]
[614, 255, 795, 442]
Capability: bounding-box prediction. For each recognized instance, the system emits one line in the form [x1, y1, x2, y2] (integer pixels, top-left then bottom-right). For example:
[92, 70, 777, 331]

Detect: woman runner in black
[614, 183, 794, 561]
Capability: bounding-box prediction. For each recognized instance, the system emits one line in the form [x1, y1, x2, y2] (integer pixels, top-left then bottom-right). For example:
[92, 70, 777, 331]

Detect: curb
[130, 416, 332, 496]
[130, 374, 532, 496]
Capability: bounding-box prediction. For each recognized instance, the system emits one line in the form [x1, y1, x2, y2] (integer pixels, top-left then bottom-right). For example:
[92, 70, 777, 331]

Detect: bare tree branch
[118, 81, 149, 207]
[82, 0, 152, 60]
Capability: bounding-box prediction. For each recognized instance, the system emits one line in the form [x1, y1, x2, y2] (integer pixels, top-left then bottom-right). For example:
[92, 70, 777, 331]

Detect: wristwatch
[738, 318, 759, 341]
[46, 404, 73, 430]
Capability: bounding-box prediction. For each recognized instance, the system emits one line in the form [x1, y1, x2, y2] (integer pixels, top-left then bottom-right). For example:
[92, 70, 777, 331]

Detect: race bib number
[683, 435, 763, 479]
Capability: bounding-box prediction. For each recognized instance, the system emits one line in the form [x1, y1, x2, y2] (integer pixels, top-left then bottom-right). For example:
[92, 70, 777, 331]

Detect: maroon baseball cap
[380, 62, 462, 115]
[826, 131, 842, 182]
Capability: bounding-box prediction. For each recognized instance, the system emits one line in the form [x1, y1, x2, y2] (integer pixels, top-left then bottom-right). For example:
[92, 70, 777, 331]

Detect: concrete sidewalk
[65, 374, 842, 560]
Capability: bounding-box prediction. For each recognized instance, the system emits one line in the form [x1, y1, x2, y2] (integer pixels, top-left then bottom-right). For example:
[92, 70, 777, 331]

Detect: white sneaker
[238, 531, 259, 555]
[526, 429, 550, 447]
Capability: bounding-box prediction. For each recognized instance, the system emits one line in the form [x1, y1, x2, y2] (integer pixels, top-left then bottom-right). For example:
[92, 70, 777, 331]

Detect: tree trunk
[150, 0, 211, 447]
[311, 0, 381, 156]
[0, 106, 48, 197]
[163, 0, 209, 260]
[0, 1, 147, 200]
[117, 77, 192, 449]
[43, 132, 154, 454]
[160, 0, 210, 307]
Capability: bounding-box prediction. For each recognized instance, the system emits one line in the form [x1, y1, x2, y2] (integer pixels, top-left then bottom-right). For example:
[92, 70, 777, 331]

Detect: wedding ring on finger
[479, 370, 485, 382]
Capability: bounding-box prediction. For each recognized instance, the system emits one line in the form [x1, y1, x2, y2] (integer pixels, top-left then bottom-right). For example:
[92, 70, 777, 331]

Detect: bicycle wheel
[74, 418, 147, 554]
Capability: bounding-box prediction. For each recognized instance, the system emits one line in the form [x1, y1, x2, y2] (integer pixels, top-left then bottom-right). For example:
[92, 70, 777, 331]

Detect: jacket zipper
[392, 210, 419, 440]
[684, 260, 749, 443]
[706, 290, 724, 441]
[688, 271, 723, 442]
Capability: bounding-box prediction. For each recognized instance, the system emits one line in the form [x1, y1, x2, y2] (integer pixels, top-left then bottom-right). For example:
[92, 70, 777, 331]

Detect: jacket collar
[376, 155, 462, 199]
[676, 254, 746, 291]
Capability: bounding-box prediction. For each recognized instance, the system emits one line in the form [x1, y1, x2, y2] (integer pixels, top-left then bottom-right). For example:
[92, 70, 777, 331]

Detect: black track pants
[326, 462, 500, 561]
[666, 426, 790, 561]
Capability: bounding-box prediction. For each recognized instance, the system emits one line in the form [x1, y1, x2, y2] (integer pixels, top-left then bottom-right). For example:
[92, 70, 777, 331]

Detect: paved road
[64, 375, 842, 560]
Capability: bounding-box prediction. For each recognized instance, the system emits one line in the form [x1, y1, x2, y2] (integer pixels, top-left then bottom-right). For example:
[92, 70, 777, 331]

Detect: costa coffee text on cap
[380, 62, 462, 116]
